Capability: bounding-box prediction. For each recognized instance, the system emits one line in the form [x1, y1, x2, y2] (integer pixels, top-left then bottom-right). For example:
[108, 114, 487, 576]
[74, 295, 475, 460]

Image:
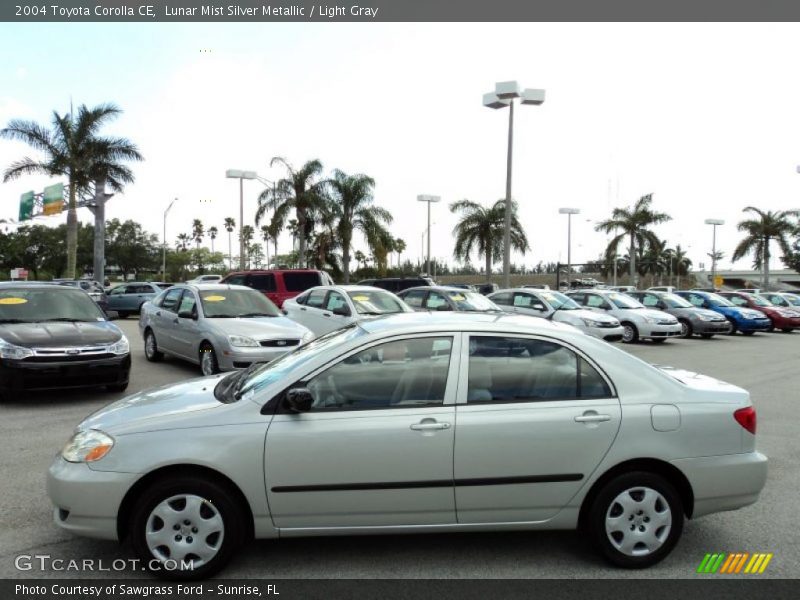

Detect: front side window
[224, 274, 247, 286]
[303, 337, 453, 411]
[401, 289, 427, 308]
[466, 336, 611, 403]
[425, 292, 451, 311]
[585, 295, 610, 309]
[306, 289, 328, 309]
[325, 291, 351, 315]
[641, 294, 660, 308]
[728, 295, 747, 306]
[161, 288, 184, 312]
[177, 291, 197, 316]
[513, 293, 545, 309]
[490, 292, 512, 306]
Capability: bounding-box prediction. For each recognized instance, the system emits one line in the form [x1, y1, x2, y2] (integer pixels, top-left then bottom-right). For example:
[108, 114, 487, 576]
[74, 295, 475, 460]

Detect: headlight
[301, 330, 315, 344]
[106, 335, 129, 355]
[581, 318, 602, 327]
[696, 314, 714, 321]
[742, 310, 762, 319]
[228, 335, 259, 347]
[644, 317, 658, 324]
[0, 339, 34, 360]
[61, 430, 114, 463]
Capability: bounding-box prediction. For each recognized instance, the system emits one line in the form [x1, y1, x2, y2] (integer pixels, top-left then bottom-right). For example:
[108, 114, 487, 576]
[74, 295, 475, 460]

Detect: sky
[2, 22, 800, 273]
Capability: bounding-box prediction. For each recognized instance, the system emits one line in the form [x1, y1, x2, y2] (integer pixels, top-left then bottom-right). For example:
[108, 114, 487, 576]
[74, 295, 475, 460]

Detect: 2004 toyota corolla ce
[47, 313, 767, 579]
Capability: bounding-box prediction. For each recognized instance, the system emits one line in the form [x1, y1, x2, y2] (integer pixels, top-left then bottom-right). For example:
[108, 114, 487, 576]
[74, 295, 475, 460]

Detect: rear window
[283, 272, 322, 292]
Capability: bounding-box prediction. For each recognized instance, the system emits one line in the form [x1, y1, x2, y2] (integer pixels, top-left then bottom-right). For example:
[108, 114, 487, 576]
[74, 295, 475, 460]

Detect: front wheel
[742, 330, 755, 336]
[130, 477, 244, 580]
[781, 328, 794, 333]
[200, 344, 220, 376]
[726, 320, 738, 335]
[588, 471, 684, 568]
[651, 338, 667, 344]
[106, 381, 129, 393]
[621, 323, 639, 344]
[144, 330, 164, 362]
[678, 320, 692, 338]
[700, 333, 714, 339]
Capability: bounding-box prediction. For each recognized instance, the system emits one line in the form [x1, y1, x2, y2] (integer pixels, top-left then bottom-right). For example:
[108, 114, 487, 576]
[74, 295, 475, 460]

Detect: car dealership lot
[0, 319, 796, 579]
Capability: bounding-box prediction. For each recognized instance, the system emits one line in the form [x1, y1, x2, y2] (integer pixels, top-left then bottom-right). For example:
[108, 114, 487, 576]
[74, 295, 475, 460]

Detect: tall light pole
[226, 169, 257, 269]
[162, 197, 178, 281]
[483, 81, 545, 287]
[417, 194, 440, 276]
[705, 218, 724, 290]
[559, 208, 580, 287]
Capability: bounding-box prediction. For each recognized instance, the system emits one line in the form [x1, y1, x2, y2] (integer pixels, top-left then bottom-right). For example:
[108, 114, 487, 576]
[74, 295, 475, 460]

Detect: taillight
[734, 406, 757, 435]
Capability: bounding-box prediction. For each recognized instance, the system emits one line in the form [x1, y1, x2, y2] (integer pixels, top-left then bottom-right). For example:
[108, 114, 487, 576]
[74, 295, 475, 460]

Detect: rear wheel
[651, 338, 667, 344]
[678, 319, 692, 338]
[621, 323, 639, 344]
[144, 329, 164, 362]
[200, 343, 219, 376]
[129, 477, 244, 580]
[117, 311, 129, 319]
[781, 328, 793, 333]
[700, 333, 714, 339]
[588, 471, 684, 568]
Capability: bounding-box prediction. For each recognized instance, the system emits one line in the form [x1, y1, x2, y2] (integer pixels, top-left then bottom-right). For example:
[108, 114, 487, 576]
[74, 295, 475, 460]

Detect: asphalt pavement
[0, 319, 796, 579]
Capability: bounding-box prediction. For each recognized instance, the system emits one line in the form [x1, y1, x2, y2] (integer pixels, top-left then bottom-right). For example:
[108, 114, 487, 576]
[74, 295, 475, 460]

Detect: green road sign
[18, 191, 34, 221]
[42, 182, 64, 215]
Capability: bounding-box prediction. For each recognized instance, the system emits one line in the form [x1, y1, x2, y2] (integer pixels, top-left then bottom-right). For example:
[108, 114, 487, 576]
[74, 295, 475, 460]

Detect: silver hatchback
[139, 283, 313, 375]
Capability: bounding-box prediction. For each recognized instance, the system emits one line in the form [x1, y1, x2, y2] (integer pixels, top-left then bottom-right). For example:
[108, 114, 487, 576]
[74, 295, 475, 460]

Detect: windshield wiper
[238, 312, 276, 318]
[0, 318, 29, 323]
[207, 314, 236, 318]
[39, 318, 91, 322]
[231, 362, 263, 401]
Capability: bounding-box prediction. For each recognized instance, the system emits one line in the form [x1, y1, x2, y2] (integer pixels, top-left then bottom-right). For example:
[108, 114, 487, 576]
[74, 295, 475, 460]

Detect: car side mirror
[178, 310, 197, 320]
[104, 310, 119, 320]
[532, 304, 546, 311]
[285, 388, 314, 413]
[333, 306, 351, 317]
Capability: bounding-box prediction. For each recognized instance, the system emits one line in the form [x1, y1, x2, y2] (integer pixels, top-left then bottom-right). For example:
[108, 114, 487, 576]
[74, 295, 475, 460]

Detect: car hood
[0, 320, 121, 348]
[205, 316, 310, 339]
[671, 307, 724, 319]
[79, 375, 229, 435]
[615, 308, 673, 321]
[557, 309, 618, 323]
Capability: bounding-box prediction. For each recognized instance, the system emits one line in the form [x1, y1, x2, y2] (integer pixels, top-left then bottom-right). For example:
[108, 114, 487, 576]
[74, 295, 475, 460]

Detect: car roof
[0, 282, 80, 291]
[399, 285, 478, 294]
[357, 310, 576, 337]
[173, 283, 255, 292]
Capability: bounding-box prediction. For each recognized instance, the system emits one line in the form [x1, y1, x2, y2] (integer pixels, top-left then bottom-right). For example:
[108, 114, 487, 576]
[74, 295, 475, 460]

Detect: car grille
[259, 339, 300, 348]
[25, 346, 113, 362]
[657, 319, 677, 325]
[596, 322, 619, 328]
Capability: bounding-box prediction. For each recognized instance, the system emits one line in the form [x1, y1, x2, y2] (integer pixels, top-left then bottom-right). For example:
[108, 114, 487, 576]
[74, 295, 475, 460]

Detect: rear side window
[249, 273, 277, 292]
[283, 272, 322, 292]
[224, 274, 247, 286]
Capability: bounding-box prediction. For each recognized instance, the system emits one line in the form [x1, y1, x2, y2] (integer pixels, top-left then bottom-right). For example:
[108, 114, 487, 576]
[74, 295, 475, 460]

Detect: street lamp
[559, 208, 580, 287]
[483, 81, 545, 288]
[417, 194, 441, 276]
[226, 169, 257, 269]
[162, 197, 178, 281]
[704, 218, 725, 290]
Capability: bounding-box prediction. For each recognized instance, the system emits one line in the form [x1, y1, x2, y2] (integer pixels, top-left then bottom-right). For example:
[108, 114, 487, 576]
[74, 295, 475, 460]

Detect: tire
[117, 311, 129, 319]
[588, 471, 684, 569]
[781, 328, 793, 333]
[700, 333, 714, 339]
[106, 381, 129, 393]
[651, 338, 667, 344]
[144, 329, 164, 362]
[678, 319, 692, 339]
[200, 343, 220, 376]
[129, 476, 244, 580]
[621, 323, 639, 344]
[726, 320, 737, 335]
[742, 330, 755, 336]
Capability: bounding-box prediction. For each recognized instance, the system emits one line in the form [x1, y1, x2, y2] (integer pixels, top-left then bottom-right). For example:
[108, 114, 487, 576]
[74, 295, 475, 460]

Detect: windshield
[662, 293, 693, 308]
[0, 288, 105, 323]
[234, 324, 366, 399]
[707, 293, 734, 307]
[747, 295, 771, 307]
[785, 294, 800, 306]
[608, 293, 644, 309]
[446, 291, 500, 311]
[348, 290, 407, 315]
[200, 289, 281, 318]
[538, 291, 579, 310]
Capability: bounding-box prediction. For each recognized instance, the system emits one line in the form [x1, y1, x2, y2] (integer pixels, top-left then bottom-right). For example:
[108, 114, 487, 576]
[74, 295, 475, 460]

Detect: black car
[476, 282, 500, 296]
[0, 284, 130, 400]
[356, 277, 435, 293]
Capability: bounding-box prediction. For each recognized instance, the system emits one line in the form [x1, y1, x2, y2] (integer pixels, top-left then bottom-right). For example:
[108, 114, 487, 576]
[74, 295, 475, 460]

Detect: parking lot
[1, 318, 796, 579]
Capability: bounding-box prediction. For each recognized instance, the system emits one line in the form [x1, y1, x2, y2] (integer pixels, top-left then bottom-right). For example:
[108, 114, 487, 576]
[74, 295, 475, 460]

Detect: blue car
[674, 290, 772, 335]
[106, 282, 172, 318]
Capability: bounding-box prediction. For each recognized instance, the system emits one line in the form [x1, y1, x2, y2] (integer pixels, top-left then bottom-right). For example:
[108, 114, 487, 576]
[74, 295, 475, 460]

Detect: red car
[219, 269, 334, 308]
[718, 291, 800, 332]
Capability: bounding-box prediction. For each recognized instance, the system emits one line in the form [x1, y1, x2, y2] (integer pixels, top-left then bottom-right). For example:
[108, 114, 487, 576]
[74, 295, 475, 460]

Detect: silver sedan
[48, 312, 766, 579]
[138, 283, 313, 375]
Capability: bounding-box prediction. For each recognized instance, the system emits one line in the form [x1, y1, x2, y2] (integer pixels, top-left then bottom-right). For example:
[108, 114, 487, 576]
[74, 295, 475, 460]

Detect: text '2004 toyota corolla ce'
[47, 312, 767, 579]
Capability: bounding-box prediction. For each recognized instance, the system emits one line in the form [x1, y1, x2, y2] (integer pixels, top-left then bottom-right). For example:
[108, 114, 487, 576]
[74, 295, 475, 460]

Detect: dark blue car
[675, 290, 772, 335]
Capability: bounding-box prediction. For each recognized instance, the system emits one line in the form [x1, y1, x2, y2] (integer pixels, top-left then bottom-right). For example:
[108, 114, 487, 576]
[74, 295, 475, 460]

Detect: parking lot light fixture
[226, 169, 258, 270]
[559, 208, 580, 287]
[417, 195, 441, 276]
[162, 197, 178, 281]
[705, 218, 725, 290]
[484, 81, 546, 288]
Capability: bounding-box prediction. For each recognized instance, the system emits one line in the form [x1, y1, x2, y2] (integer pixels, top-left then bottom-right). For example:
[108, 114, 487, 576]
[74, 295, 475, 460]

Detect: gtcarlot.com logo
[697, 552, 773, 574]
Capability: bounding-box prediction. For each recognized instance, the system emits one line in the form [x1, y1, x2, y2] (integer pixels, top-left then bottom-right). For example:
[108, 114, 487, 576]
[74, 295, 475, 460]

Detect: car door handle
[173, 318, 179, 324]
[300, 307, 306, 311]
[155, 311, 161, 316]
[323, 313, 331, 317]
[574, 413, 611, 423]
[410, 421, 451, 431]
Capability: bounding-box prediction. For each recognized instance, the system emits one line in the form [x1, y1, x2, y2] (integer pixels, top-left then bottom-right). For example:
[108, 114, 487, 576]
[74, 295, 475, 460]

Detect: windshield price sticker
[204, 295, 226, 302]
[0, 297, 27, 305]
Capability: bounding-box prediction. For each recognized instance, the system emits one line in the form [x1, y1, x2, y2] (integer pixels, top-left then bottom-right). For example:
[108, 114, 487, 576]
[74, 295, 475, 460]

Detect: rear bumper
[671, 452, 768, 518]
[0, 354, 130, 395]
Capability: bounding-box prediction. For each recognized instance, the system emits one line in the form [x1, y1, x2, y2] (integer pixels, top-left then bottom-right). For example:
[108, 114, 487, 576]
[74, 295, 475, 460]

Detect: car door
[289, 289, 329, 334]
[170, 289, 202, 360]
[264, 334, 460, 529]
[122, 284, 148, 311]
[150, 287, 184, 353]
[510, 291, 550, 318]
[313, 290, 352, 336]
[453, 334, 621, 523]
[107, 284, 128, 310]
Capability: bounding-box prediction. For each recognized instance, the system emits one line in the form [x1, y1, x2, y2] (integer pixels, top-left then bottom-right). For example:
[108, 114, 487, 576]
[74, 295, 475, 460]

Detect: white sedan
[47, 312, 767, 579]
[283, 285, 413, 337]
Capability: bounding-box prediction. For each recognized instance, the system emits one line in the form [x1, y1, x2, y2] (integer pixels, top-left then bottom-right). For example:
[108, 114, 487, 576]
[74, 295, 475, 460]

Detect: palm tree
[260, 225, 271, 268]
[176, 233, 191, 252]
[191, 219, 204, 250]
[249, 244, 264, 269]
[1, 102, 142, 279]
[223, 217, 235, 270]
[326, 169, 392, 283]
[208, 226, 218, 254]
[255, 157, 327, 268]
[595, 194, 671, 287]
[354, 250, 367, 271]
[450, 199, 529, 282]
[733, 207, 799, 290]
[394, 238, 406, 269]
[666, 244, 692, 288]
[240, 225, 254, 267]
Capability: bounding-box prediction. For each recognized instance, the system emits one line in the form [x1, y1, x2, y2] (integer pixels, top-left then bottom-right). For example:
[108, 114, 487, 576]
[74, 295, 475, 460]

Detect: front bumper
[769, 314, 800, 329]
[671, 452, 768, 518]
[0, 354, 130, 395]
[586, 324, 625, 342]
[692, 319, 732, 334]
[638, 322, 682, 339]
[217, 344, 297, 370]
[736, 318, 772, 332]
[47, 456, 138, 540]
